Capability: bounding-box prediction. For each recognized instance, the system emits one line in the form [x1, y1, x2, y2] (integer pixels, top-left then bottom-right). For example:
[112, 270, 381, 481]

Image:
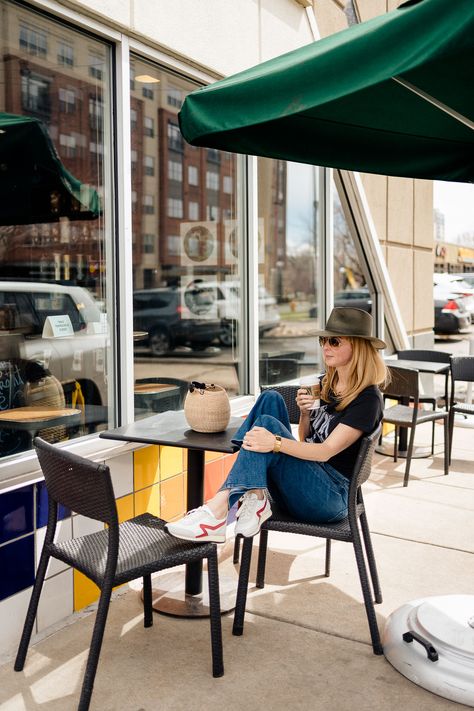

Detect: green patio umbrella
[179, 0, 474, 182]
[0, 113, 101, 225]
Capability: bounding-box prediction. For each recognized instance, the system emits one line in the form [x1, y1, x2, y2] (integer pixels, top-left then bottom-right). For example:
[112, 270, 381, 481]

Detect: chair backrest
[382, 365, 419, 403]
[34, 437, 118, 527]
[350, 424, 382, 490]
[260, 384, 300, 424]
[450, 355, 474, 384]
[397, 349, 451, 364]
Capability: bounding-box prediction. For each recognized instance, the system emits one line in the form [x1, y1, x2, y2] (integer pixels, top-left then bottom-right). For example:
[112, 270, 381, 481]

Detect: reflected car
[133, 287, 222, 356]
[434, 284, 471, 334]
[309, 288, 372, 318]
[199, 281, 280, 347]
[0, 281, 108, 407]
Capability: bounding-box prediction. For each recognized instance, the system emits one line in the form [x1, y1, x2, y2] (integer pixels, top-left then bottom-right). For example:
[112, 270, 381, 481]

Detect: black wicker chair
[382, 365, 449, 487]
[448, 355, 474, 464]
[396, 349, 451, 454]
[232, 425, 384, 654]
[232, 385, 300, 565]
[15, 438, 223, 711]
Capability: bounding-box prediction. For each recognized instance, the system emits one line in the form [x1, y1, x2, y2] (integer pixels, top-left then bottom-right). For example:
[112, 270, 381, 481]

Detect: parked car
[433, 274, 474, 318]
[133, 286, 222, 356]
[200, 281, 280, 346]
[0, 280, 108, 407]
[433, 283, 471, 334]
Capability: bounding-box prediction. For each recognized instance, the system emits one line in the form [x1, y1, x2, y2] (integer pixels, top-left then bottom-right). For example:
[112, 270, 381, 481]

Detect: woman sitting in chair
[166, 307, 388, 543]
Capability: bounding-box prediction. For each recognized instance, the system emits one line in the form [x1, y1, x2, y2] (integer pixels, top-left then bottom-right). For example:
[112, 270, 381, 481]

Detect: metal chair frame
[232, 425, 384, 655]
[396, 349, 451, 454]
[15, 438, 223, 711]
[382, 365, 449, 487]
[448, 355, 474, 464]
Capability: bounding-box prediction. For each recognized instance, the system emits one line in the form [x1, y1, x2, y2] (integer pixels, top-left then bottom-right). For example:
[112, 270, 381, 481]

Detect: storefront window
[130, 57, 241, 419]
[0, 1, 113, 458]
[257, 159, 323, 386]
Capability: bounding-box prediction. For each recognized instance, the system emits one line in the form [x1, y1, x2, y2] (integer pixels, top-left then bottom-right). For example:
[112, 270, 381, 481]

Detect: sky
[433, 181, 474, 243]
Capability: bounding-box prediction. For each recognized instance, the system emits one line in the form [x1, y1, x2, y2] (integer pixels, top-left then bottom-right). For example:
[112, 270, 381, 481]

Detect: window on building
[57, 41, 74, 66]
[223, 176, 233, 194]
[130, 108, 138, 130]
[89, 52, 104, 81]
[167, 198, 183, 218]
[19, 24, 47, 57]
[188, 201, 199, 221]
[142, 86, 154, 100]
[142, 234, 155, 253]
[143, 195, 155, 214]
[167, 121, 182, 151]
[188, 165, 198, 186]
[168, 160, 182, 182]
[21, 72, 50, 115]
[144, 116, 154, 137]
[144, 155, 155, 176]
[131, 149, 138, 171]
[206, 171, 219, 191]
[167, 235, 181, 255]
[206, 205, 219, 222]
[59, 133, 77, 158]
[167, 86, 182, 108]
[89, 96, 104, 131]
[59, 88, 76, 113]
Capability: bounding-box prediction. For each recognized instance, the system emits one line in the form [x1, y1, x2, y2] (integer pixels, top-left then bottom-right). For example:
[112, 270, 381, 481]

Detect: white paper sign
[42, 314, 74, 338]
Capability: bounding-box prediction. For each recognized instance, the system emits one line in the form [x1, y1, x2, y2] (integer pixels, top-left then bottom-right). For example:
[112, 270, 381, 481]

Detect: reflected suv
[133, 287, 222, 356]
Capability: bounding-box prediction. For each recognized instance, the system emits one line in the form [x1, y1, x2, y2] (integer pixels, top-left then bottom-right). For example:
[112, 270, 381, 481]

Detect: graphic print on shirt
[308, 405, 336, 442]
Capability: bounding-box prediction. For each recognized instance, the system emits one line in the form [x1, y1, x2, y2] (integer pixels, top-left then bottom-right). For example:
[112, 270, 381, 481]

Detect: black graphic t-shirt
[306, 384, 383, 478]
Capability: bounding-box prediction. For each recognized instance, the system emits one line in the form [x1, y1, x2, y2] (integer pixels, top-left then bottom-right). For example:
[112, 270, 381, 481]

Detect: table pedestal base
[140, 570, 237, 618]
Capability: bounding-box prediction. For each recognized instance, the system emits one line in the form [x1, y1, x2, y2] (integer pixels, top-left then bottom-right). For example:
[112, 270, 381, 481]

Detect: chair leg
[359, 512, 382, 604]
[143, 574, 153, 628]
[393, 427, 398, 463]
[403, 427, 416, 487]
[233, 534, 242, 564]
[351, 529, 383, 655]
[448, 408, 455, 465]
[256, 529, 269, 589]
[431, 420, 435, 456]
[443, 416, 450, 477]
[324, 539, 331, 577]
[14, 549, 51, 671]
[232, 537, 253, 636]
[206, 549, 224, 678]
[78, 583, 114, 711]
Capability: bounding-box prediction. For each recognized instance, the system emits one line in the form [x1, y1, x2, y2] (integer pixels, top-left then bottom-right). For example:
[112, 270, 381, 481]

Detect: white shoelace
[238, 494, 263, 522]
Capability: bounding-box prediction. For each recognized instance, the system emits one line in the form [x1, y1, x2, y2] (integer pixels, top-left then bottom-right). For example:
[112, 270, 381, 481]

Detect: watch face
[183, 225, 214, 262]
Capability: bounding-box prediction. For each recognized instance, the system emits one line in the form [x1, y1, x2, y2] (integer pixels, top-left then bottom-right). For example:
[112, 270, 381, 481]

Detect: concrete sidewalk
[0, 420, 472, 710]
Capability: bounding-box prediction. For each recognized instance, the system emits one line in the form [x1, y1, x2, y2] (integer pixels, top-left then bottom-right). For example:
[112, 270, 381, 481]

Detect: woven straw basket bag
[184, 382, 230, 433]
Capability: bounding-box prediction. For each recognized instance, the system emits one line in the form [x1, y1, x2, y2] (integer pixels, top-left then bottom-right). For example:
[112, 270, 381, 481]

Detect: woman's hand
[242, 426, 277, 453]
[296, 387, 316, 414]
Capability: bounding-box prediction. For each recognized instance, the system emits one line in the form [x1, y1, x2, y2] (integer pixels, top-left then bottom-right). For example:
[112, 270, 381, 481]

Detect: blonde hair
[321, 337, 389, 411]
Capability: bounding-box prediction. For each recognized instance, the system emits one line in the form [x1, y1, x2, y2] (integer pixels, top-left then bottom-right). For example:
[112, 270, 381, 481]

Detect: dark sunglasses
[319, 336, 344, 348]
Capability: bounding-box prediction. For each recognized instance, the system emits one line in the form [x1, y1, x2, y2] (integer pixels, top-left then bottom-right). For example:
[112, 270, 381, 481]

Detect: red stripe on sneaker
[256, 501, 267, 519]
[196, 521, 225, 538]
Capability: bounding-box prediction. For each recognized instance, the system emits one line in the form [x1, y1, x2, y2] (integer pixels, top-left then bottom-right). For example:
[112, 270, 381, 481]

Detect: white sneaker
[165, 505, 227, 543]
[234, 492, 272, 538]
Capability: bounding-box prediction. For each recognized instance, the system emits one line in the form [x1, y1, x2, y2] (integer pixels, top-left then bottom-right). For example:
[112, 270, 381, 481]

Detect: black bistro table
[380, 358, 451, 458]
[100, 411, 241, 617]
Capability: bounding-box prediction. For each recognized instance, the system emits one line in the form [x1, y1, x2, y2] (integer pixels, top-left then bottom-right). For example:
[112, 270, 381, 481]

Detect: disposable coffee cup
[299, 375, 321, 409]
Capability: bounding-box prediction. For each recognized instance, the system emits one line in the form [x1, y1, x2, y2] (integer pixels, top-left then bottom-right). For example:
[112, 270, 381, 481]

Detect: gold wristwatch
[273, 435, 282, 453]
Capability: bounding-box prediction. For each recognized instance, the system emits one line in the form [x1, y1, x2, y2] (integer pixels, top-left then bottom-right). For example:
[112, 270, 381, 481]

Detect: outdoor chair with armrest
[14, 438, 224, 711]
[382, 365, 449, 487]
[396, 349, 451, 454]
[448, 355, 474, 464]
[232, 425, 384, 655]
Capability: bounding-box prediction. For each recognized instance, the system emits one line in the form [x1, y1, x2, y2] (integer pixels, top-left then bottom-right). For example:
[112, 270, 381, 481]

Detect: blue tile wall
[0, 485, 34, 544]
[0, 534, 34, 601]
[36, 481, 71, 528]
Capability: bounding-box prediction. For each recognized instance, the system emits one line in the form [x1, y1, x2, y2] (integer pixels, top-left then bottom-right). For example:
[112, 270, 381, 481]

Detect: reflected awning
[0, 113, 101, 225]
[179, 0, 474, 182]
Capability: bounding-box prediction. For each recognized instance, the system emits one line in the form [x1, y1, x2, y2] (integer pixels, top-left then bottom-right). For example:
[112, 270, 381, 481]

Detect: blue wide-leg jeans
[221, 390, 349, 524]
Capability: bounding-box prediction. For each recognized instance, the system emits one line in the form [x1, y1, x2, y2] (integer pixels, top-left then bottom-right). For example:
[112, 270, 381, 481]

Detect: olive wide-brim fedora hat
[314, 307, 386, 349]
